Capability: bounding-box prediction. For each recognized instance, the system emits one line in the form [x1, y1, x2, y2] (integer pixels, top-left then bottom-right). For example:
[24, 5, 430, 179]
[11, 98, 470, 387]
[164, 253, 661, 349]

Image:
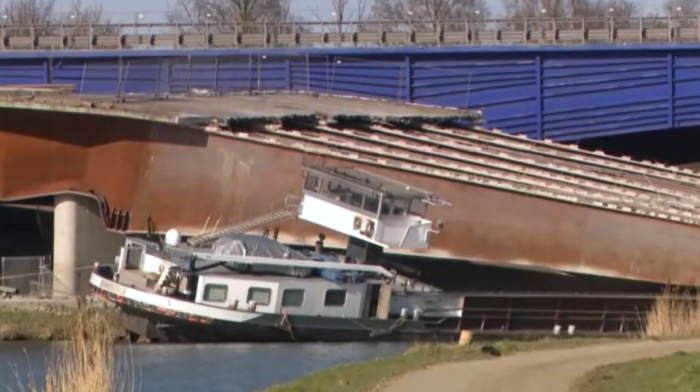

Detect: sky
[52, 0, 668, 23]
[54, 0, 342, 22]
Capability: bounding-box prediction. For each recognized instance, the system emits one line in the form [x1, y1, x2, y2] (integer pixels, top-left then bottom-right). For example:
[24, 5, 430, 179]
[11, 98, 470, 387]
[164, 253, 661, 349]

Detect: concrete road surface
[381, 339, 700, 392]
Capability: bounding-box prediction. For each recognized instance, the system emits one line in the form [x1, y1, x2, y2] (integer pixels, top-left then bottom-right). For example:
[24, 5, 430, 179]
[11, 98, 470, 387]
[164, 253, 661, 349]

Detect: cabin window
[408, 200, 427, 216]
[327, 181, 362, 207]
[362, 195, 380, 214]
[203, 284, 228, 302]
[281, 289, 305, 307]
[324, 289, 347, 307]
[247, 287, 272, 306]
[391, 199, 409, 215]
[304, 174, 320, 192]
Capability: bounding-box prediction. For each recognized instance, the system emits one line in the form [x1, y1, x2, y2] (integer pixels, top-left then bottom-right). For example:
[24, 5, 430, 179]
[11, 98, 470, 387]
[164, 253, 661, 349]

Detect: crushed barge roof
[0, 86, 477, 124]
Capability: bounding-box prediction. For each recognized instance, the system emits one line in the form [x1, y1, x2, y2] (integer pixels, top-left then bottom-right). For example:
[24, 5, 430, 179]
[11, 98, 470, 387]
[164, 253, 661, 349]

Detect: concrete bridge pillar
[53, 194, 124, 296]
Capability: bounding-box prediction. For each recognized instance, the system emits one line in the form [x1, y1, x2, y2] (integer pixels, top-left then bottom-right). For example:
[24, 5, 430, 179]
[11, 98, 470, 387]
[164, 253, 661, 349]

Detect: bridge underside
[1, 91, 700, 295]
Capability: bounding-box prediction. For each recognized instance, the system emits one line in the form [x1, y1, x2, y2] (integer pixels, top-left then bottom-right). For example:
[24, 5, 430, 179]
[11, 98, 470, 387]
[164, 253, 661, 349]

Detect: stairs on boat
[187, 196, 300, 247]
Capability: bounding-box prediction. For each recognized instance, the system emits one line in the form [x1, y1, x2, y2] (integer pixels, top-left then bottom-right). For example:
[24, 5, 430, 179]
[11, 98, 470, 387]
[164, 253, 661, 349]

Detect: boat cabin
[299, 166, 449, 249]
[193, 272, 464, 320]
[196, 274, 374, 318]
[109, 236, 464, 321]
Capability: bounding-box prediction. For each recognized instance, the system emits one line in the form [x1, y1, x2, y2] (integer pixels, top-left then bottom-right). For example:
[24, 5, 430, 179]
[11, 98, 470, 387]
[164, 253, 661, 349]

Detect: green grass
[263, 338, 622, 392]
[574, 351, 700, 392]
[0, 308, 122, 341]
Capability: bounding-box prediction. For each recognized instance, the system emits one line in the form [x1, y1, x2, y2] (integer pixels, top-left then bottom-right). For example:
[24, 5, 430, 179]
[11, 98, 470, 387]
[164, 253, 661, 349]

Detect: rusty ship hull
[1, 91, 700, 289]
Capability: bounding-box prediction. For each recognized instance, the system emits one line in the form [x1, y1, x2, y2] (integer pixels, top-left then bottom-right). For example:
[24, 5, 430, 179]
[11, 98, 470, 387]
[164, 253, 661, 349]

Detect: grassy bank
[567, 291, 700, 392]
[0, 302, 123, 341]
[573, 351, 700, 392]
[263, 338, 622, 392]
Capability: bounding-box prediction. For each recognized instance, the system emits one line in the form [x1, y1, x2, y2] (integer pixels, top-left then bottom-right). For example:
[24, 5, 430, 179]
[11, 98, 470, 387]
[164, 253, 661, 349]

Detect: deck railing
[1, 16, 700, 50]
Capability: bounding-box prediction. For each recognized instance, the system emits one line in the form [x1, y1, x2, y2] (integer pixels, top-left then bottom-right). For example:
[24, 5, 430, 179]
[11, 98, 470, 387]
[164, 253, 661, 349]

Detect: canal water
[0, 341, 411, 392]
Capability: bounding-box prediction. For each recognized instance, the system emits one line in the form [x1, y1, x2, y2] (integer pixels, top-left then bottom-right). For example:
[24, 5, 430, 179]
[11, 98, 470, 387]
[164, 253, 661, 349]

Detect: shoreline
[261, 338, 624, 392]
[0, 296, 122, 342]
[265, 338, 700, 392]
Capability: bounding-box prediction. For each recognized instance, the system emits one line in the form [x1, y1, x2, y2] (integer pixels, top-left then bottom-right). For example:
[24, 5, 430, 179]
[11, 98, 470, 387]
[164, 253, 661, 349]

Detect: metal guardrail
[1, 17, 700, 50]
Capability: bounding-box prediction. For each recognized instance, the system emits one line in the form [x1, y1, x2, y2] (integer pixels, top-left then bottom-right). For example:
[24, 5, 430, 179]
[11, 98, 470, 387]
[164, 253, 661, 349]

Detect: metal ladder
[187, 196, 300, 247]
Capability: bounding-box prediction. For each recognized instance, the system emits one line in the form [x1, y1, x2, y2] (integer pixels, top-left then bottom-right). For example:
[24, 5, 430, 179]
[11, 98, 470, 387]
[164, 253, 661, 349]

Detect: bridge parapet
[1, 16, 700, 50]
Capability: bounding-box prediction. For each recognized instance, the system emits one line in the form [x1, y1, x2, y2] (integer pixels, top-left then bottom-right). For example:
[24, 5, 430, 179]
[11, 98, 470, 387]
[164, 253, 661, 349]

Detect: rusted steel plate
[0, 105, 699, 286]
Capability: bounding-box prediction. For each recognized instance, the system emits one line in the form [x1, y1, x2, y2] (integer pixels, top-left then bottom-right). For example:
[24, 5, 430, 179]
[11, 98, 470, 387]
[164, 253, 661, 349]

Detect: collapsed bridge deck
[0, 87, 699, 288]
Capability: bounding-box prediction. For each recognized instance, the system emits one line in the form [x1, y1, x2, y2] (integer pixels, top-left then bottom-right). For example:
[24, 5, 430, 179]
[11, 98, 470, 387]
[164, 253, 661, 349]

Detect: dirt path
[381, 339, 700, 392]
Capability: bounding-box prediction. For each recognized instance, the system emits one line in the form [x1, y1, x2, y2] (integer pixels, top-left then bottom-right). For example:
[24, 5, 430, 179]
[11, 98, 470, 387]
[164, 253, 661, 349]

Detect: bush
[645, 289, 700, 338]
[25, 308, 134, 392]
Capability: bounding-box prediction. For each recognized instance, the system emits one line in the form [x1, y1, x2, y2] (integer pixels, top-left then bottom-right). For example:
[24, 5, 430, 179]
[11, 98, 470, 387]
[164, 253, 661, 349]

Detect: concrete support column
[53, 194, 79, 296]
[53, 194, 124, 297]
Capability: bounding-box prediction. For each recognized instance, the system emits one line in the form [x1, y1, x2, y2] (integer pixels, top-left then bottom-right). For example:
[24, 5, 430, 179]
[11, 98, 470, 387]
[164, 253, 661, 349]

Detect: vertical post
[79, 62, 88, 96]
[403, 56, 411, 103]
[117, 61, 130, 100]
[154, 58, 163, 98]
[248, 54, 253, 93]
[257, 55, 262, 92]
[214, 55, 220, 94]
[164, 59, 172, 95]
[668, 53, 675, 128]
[325, 55, 330, 93]
[306, 53, 311, 92]
[43, 58, 51, 84]
[285, 59, 291, 91]
[535, 55, 543, 140]
[185, 55, 192, 94]
[116, 57, 124, 100]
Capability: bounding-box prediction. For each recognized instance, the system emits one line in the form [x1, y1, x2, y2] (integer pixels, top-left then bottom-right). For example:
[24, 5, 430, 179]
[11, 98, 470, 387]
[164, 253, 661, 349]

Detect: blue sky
[53, 0, 667, 23]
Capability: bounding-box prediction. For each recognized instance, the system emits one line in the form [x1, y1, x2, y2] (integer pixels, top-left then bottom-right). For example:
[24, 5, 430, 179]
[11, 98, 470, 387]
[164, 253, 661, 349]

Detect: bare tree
[167, 0, 299, 33]
[2, 0, 55, 35]
[371, 0, 490, 32]
[3, 0, 55, 24]
[660, 0, 697, 29]
[64, 0, 117, 35]
[502, 0, 638, 19]
[313, 0, 369, 33]
[2, 0, 115, 36]
[662, 0, 699, 14]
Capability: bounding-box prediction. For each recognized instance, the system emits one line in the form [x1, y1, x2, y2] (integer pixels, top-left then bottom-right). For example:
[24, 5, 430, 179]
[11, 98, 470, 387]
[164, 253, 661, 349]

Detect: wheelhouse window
[203, 284, 228, 302]
[361, 194, 380, 214]
[408, 199, 427, 216]
[304, 174, 320, 193]
[281, 289, 305, 307]
[324, 289, 347, 307]
[247, 287, 272, 306]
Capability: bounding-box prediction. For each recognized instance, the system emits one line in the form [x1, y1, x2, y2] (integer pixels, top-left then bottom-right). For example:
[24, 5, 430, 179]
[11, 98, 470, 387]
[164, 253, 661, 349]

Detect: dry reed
[645, 288, 700, 338]
[25, 307, 134, 392]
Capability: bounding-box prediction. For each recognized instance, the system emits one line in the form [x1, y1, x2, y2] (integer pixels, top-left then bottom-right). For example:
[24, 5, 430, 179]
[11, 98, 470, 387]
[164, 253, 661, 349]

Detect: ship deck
[0, 86, 473, 123]
[2, 87, 700, 232]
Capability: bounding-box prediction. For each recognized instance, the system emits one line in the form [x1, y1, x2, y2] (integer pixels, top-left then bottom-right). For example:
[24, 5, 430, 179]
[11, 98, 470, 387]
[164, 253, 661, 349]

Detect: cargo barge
[0, 88, 699, 295]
